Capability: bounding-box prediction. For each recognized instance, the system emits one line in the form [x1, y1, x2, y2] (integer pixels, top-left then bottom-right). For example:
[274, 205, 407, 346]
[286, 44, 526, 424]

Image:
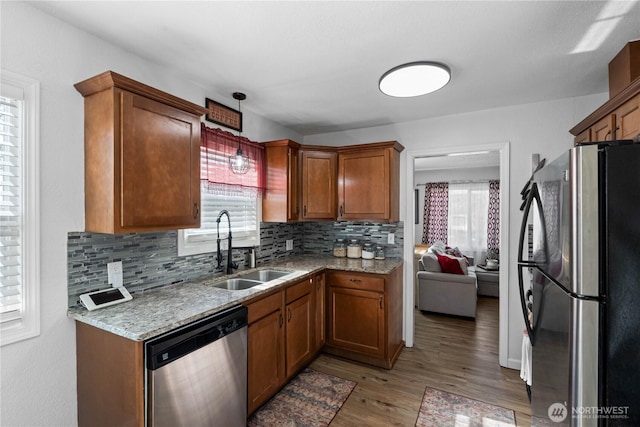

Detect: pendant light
[229, 92, 250, 175]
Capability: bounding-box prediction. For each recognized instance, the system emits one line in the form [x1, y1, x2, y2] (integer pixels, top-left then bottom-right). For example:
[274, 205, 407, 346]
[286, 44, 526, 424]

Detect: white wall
[305, 92, 607, 368]
[0, 3, 300, 425]
[414, 166, 500, 244]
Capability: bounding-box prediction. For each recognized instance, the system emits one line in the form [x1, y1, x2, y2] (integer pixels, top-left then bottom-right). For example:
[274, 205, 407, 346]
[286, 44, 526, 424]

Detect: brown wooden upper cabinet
[262, 140, 404, 223]
[262, 139, 301, 222]
[337, 141, 404, 222]
[75, 71, 207, 234]
[570, 73, 640, 144]
[300, 148, 337, 220]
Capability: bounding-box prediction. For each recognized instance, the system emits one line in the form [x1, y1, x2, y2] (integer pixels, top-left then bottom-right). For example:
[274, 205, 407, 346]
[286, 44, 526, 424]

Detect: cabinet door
[247, 308, 285, 415]
[120, 91, 200, 229]
[614, 94, 640, 140]
[313, 274, 326, 351]
[301, 151, 337, 220]
[338, 148, 390, 221]
[591, 115, 615, 142]
[262, 140, 300, 223]
[327, 286, 385, 357]
[285, 293, 313, 377]
[288, 148, 300, 221]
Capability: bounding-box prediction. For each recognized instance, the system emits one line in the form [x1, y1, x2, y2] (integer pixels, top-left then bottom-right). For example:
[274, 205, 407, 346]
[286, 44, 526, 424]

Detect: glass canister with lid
[374, 245, 386, 260]
[332, 239, 347, 257]
[346, 239, 362, 258]
[362, 242, 375, 259]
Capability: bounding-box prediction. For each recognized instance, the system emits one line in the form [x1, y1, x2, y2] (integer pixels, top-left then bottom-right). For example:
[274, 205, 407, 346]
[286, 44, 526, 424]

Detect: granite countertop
[68, 255, 403, 342]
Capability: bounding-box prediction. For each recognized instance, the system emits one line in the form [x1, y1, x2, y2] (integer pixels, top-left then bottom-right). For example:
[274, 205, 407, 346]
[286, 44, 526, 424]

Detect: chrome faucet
[216, 210, 238, 274]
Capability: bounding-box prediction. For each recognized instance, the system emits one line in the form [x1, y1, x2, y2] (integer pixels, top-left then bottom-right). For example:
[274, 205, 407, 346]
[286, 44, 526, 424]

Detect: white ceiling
[27, 1, 640, 136]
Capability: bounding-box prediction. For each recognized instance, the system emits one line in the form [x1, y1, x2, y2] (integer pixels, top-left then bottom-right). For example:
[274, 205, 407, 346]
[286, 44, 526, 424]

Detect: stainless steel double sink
[211, 269, 297, 291]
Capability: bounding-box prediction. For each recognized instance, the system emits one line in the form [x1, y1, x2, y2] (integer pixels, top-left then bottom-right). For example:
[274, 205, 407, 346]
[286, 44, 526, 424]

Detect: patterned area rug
[248, 368, 357, 427]
[415, 386, 516, 427]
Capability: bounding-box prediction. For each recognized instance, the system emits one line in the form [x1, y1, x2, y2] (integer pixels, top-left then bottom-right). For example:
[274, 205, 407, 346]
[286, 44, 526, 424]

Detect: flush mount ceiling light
[229, 92, 251, 175]
[379, 61, 451, 97]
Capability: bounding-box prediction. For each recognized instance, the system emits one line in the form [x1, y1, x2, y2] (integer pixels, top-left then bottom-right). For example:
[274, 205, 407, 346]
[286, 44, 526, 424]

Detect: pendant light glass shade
[379, 61, 450, 97]
[229, 146, 250, 174]
[229, 92, 251, 175]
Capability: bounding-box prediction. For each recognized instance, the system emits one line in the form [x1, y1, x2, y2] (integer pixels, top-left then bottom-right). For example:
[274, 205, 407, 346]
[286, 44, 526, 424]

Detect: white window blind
[1, 70, 40, 346]
[0, 95, 22, 317]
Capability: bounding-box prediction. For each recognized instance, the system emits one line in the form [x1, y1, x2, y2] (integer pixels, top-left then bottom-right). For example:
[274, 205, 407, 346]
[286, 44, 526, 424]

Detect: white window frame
[177, 183, 261, 257]
[1, 70, 40, 346]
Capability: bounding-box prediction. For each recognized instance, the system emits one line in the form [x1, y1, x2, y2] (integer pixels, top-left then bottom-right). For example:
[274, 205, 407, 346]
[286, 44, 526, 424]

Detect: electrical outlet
[387, 233, 395, 244]
[107, 261, 123, 288]
[286, 239, 294, 251]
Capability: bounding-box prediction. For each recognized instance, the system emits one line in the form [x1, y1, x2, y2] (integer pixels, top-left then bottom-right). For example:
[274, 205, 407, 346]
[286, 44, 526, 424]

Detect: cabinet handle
[287, 307, 292, 322]
[379, 295, 383, 309]
[348, 278, 361, 283]
[193, 202, 199, 219]
[279, 313, 283, 328]
[605, 130, 612, 141]
[304, 205, 307, 216]
[339, 205, 343, 217]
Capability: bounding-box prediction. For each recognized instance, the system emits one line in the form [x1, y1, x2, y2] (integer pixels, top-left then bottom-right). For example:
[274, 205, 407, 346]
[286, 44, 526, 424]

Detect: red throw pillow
[436, 253, 465, 275]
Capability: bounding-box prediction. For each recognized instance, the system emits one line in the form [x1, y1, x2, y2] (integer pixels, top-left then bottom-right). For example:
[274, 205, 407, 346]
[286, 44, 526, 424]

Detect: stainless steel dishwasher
[145, 305, 247, 427]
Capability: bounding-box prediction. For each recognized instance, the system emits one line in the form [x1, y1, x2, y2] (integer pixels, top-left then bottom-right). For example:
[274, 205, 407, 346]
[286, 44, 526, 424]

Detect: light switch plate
[286, 239, 293, 251]
[387, 233, 395, 244]
[107, 261, 123, 288]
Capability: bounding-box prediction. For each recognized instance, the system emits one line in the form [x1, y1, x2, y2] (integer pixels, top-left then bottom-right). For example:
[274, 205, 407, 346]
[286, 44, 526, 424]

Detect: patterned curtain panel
[487, 180, 500, 252]
[200, 123, 266, 190]
[422, 182, 449, 244]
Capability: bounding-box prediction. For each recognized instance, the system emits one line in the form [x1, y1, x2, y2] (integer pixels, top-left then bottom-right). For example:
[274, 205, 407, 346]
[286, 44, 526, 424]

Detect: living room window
[422, 180, 500, 262]
[0, 70, 40, 346]
[448, 182, 489, 255]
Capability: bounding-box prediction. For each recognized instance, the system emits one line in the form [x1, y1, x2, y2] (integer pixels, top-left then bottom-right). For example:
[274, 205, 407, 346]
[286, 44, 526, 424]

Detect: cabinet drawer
[327, 272, 385, 292]
[285, 278, 311, 304]
[246, 291, 283, 324]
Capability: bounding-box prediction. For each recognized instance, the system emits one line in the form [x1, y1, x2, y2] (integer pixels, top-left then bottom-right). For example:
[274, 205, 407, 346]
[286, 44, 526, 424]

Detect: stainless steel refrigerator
[518, 141, 640, 426]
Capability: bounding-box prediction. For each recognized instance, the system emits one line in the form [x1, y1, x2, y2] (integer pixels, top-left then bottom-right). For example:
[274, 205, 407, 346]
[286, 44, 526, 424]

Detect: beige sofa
[416, 243, 478, 318]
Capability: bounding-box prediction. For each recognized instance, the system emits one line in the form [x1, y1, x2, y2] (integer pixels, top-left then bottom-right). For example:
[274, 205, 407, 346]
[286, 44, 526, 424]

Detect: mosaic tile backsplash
[67, 221, 403, 307]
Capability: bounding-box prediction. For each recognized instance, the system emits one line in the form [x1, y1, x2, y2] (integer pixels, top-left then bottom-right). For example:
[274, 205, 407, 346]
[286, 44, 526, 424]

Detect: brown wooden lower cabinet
[245, 276, 316, 416]
[76, 322, 144, 427]
[284, 279, 313, 377]
[246, 291, 285, 415]
[312, 272, 326, 352]
[325, 266, 404, 369]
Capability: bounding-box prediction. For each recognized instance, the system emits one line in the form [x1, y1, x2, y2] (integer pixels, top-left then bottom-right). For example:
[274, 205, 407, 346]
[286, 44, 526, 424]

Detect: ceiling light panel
[379, 62, 451, 97]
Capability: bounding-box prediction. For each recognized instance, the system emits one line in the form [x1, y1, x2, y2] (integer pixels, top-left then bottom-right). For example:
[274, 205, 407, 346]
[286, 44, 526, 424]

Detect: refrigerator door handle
[517, 183, 545, 345]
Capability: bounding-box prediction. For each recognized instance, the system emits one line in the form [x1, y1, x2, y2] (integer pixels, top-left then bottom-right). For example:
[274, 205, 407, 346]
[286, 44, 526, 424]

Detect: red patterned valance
[200, 123, 266, 191]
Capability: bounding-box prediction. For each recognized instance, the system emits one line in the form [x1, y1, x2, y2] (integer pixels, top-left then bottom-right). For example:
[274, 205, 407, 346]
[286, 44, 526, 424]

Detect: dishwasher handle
[146, 305, 247, 371]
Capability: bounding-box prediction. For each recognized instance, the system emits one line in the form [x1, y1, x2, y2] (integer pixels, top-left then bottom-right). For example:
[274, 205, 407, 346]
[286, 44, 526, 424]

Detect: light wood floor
[309, 297, 532, 426]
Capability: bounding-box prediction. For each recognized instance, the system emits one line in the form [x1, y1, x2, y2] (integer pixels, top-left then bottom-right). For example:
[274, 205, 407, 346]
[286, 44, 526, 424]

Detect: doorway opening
[403, 142, 510, 367]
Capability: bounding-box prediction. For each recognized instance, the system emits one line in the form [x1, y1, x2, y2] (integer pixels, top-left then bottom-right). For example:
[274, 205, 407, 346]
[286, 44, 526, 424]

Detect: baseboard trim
[506, 357, 522, 370]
